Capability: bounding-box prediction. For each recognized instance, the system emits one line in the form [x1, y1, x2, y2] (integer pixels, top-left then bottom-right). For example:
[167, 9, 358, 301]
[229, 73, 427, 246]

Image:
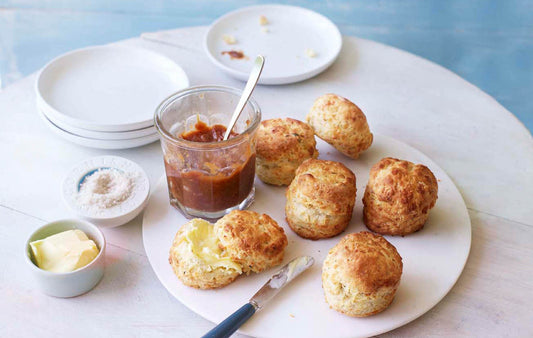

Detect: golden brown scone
[214, 210, 288, 274]
[306, 93, 373, 158]
[256, 118, 319, 186]
[285, 158, 356, 240]
[363, 157, 438, 236]
[322, 232, 403, 317]
[169, 218, 242, 289]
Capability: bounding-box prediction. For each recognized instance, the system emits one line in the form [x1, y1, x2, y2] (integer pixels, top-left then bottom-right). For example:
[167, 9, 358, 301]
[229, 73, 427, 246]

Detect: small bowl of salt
[62, 156, 150, 228]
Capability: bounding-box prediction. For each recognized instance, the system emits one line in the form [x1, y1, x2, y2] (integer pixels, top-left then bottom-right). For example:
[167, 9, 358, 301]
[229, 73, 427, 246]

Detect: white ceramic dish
[25, 219, 106, 298]
[205, 5, 342, 85]
[38, 101, 156, 140]
[142, 134, 471, 338]
[63, 156, 150, 228]
[36, 45, 189, 132]
[38, 108, 159, 149]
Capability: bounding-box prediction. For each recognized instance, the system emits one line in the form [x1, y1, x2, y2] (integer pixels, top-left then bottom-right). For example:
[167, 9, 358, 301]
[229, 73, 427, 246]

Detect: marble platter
[142, 134, 471, 338]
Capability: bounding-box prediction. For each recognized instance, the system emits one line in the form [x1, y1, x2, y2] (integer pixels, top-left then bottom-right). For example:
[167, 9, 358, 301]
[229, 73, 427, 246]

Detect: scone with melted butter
[169, 211, 287, 289]
[169, 218, 242, 289]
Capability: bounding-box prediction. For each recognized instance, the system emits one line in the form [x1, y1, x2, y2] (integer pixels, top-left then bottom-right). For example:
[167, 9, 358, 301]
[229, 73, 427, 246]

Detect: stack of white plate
[36, 45, 189, 149]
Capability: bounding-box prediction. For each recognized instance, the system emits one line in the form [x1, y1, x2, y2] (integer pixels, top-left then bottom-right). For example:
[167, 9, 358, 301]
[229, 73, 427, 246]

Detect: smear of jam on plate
[222, 50, 246, 60]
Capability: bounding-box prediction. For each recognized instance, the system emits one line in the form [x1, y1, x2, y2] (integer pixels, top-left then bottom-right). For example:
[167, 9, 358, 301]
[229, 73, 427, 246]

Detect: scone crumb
[259, 15, 269, 25]
[222, 34, 237, 45]
[305, 48, 317, 58]
[261, 27, 269, 33]
[289, 314, 295, 318]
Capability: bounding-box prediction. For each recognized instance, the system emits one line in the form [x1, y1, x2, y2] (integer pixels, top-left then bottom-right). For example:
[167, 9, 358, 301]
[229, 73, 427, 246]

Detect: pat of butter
[30, 230, 99, 273]
[184, 219, 241, 273]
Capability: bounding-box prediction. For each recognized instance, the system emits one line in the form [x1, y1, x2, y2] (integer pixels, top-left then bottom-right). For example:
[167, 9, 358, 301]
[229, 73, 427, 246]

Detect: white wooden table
[1, 27, 532, 337]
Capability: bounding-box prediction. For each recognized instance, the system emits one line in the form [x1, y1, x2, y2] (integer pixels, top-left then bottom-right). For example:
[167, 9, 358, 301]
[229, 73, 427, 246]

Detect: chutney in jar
[164, 121, 255, 212]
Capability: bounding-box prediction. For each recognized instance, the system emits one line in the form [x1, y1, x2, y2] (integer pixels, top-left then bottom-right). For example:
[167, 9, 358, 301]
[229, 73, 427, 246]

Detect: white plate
[38, 101, 156, 140]
[142, 135, 471, 338]
[36, 45, 189, 132]
[205, 5, 342, 85]
[38, 108, 159, 149]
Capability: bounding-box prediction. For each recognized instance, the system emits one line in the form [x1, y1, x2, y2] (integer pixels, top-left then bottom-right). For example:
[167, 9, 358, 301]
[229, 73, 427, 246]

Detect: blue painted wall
[1, 0, 531, 133]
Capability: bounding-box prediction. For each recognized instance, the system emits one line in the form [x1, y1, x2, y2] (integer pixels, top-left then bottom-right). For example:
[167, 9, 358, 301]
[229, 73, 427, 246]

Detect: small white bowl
[24, 219, 106, 298]
[62, 156, 150, 227]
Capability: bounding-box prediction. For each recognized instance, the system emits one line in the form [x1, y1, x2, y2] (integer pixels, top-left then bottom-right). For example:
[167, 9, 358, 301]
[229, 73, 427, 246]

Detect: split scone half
[169, 210, 287, 289]
[214, 210, 288, 274]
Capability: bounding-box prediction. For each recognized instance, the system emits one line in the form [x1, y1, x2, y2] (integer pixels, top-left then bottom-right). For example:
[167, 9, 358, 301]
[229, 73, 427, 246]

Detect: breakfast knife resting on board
[202, 256, 315, 338]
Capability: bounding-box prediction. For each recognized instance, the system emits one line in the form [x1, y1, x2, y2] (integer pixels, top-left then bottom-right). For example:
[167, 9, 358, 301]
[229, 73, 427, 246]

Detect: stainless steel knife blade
[249, 256, 314, 310]
[201, 256, 315, 338]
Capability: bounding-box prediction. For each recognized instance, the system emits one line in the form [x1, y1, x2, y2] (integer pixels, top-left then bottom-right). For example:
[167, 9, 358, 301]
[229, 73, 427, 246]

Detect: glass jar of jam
[155, 86, 261, 219]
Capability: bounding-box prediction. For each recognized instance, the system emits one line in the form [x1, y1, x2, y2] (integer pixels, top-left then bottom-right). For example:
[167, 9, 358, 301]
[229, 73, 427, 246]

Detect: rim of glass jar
[154, 85, 261, 150]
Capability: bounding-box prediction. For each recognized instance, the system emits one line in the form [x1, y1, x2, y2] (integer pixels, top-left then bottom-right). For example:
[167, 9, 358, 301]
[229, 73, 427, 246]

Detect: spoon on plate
[223, 55, 265, 141]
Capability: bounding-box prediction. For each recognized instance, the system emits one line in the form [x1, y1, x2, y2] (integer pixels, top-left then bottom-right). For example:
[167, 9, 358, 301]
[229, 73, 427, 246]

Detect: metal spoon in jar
[223, 55, 265, 141]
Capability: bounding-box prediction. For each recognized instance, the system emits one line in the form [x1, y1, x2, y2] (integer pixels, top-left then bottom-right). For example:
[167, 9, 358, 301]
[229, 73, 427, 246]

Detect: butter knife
[201, 256, 315, 338]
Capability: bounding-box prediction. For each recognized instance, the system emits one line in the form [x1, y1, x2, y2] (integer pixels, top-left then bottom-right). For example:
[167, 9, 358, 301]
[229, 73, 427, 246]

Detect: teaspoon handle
[223, 55, 265, 140]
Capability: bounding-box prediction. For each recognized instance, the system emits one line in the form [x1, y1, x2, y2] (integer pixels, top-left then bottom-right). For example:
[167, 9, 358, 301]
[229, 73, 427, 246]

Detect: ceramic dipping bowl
[24, 219, 106, 297]
[62, 156, 150, 228]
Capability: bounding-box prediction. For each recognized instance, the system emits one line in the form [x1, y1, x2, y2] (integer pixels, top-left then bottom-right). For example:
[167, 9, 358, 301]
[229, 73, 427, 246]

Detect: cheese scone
[363, 157, 438, 236]
[306, 93, 372, 159]
[214, 210, 288, 274]
[169, 218, 242, 289]
[286, 158, 356, 240]
[322, 232, 403, 317]
[256, 118, 318, 186]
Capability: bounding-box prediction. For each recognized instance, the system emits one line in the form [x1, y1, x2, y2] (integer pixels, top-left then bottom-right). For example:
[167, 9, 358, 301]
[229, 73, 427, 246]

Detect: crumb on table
[221, 50, 246, 60]
[305, 48, 317, 58]
[222, 34, 237, 45]
[259, 15, 269, 25]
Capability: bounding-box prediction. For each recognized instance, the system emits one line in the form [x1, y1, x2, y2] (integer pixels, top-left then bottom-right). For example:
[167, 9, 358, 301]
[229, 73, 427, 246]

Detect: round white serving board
[36, 45, 189, 131]
[142, 134, 471, 338]
[205, 5, 342, 85]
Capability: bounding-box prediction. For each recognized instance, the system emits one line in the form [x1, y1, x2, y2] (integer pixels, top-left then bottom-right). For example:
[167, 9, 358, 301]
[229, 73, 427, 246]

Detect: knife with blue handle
[201, 256, 315, 338]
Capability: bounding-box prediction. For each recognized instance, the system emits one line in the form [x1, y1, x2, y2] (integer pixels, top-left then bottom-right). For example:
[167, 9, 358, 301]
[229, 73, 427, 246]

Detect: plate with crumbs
[205, 5, 343, 85]
[142, 134, 471, 338]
